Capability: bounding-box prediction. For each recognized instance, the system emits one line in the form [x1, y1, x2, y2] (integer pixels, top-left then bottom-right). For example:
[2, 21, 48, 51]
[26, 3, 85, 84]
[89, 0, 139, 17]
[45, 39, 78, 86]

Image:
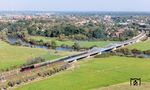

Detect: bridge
[0, 30, 147, 85]
[0, 30, 147, 89]
[33, 30, 147, 67]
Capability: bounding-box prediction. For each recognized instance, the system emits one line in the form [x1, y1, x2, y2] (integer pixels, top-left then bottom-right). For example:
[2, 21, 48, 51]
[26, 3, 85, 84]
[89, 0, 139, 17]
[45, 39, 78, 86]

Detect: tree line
[0, 19, 137, 41]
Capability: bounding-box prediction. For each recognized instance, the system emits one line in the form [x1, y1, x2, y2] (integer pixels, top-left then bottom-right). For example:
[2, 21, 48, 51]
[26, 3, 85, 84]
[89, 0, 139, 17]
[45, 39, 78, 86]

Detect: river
[6, 36, 73, 51]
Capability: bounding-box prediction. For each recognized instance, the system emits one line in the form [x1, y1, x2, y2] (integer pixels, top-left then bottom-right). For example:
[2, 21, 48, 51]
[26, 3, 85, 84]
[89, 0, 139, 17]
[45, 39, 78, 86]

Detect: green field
[97, 82, 150, 90]
[30, 36, 115, 48]
[0, 40, 71, 70]
[15, 56, 150, 90]
[127, 38, 150, 51]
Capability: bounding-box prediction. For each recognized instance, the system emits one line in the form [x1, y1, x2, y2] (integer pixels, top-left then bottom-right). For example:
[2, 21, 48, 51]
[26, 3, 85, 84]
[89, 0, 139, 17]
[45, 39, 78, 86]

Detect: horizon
[1, 11, 150, 13]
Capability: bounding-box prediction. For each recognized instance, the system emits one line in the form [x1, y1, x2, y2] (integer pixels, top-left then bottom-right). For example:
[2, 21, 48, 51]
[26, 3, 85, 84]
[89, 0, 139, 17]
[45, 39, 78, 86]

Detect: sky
[0, 0, 150, 12]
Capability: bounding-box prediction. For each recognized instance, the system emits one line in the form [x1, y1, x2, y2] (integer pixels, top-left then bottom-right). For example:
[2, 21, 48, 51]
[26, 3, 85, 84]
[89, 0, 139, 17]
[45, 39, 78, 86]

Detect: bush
[23, 57, 45, 66]
[8, 81, 15, 87]
[61, 44, 70, 48]
[0, 86, 7, 90]
[15, 40, 22, 46]
[116, 48, 132, 55]
[137, 55, 144, 58]
[16, 80, 22, 85]
[51, 40, 57, 49]
[72, 42, 80, 51]
[144, 50, 150, 55]
[131, 49, 142, 54]
[89, 45, 97, 49]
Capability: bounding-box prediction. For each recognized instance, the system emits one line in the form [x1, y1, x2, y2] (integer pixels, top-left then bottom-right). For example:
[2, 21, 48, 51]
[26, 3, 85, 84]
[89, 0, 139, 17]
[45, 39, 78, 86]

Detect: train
[20, 51, 91, 72]
[20, 31, 146, 72]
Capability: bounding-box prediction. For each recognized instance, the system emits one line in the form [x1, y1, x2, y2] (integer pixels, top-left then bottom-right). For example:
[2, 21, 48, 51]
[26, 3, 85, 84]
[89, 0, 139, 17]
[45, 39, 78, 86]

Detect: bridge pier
[99, 52, 102, 54]
[112, 47, 117, 51]
[121, 45, 124, 48]
[73, 60, 77, 62]
[130, 42, 134, 44]
[87, 55, 91, 58]
[128, 42, 132, 45]
[136, 39, 140, 43]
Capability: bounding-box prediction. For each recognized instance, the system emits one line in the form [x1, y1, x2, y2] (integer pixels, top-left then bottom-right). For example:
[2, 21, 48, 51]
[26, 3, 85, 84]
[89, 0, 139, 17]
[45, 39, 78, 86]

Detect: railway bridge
[0, 31, 148, 89]
[0, 30, 148, 86]
[32, 30, 147, 66]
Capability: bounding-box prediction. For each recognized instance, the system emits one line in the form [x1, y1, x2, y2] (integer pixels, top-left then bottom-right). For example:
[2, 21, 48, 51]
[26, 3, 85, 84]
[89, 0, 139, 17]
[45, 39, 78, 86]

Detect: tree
[72, 42, 80, 51]
[58, 34, 66, 41]
[38, 39, 44, 46]
[45, 29, 52, 37]
[0, 29, 8, 40]
[15, 39, 22, 46]
[74, 34, 87, 40]
[45, 41, 51, 49]
[125, 30, 136, 37]
[51, 40, 57, 49]
[92, 28, 106, 39]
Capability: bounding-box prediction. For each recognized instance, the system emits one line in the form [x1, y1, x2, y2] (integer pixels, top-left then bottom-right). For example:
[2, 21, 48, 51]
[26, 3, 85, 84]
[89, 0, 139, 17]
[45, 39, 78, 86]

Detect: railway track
[20, 30, 147, 71]
[0, 30, 147, 90]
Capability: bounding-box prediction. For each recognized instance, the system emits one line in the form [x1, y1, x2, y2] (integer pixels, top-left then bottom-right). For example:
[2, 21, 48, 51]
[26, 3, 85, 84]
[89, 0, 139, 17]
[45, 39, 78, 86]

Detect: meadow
[0, 40, 72, 71]
[97, 82, 150, 90]
[29, 36, 115, 48]
[127, 38, 150, 51]
[15, 56, 150, 90]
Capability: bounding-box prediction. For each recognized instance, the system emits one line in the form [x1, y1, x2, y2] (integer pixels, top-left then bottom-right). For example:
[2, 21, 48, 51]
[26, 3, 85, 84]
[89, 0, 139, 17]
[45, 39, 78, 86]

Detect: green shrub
[23, 57, 45, 66]
[144, 50, 150, 55]
[131, 49, 142, 54]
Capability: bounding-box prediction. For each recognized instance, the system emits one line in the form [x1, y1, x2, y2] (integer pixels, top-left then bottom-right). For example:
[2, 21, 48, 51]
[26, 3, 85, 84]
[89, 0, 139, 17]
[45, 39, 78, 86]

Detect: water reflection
[7, 36, 73, 51]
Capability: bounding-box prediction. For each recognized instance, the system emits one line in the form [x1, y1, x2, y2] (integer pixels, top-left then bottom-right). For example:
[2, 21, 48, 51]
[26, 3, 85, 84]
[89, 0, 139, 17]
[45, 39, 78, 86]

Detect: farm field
[127, 38, 150, 51]
[29, 36, 116, 48]
[0, 40, 71, 71]
[15, 56, 150, 90]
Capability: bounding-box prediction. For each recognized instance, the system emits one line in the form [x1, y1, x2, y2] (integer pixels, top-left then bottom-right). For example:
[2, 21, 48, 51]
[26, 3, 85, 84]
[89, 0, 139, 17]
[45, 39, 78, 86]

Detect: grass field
[127, 38, 150, 51]
[15, 56, 150, 90]
[97, 82, 150, 90]
[30, 36, 115, 48]
[0, 40, 71, 70]
[95, 82, 150, 90]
